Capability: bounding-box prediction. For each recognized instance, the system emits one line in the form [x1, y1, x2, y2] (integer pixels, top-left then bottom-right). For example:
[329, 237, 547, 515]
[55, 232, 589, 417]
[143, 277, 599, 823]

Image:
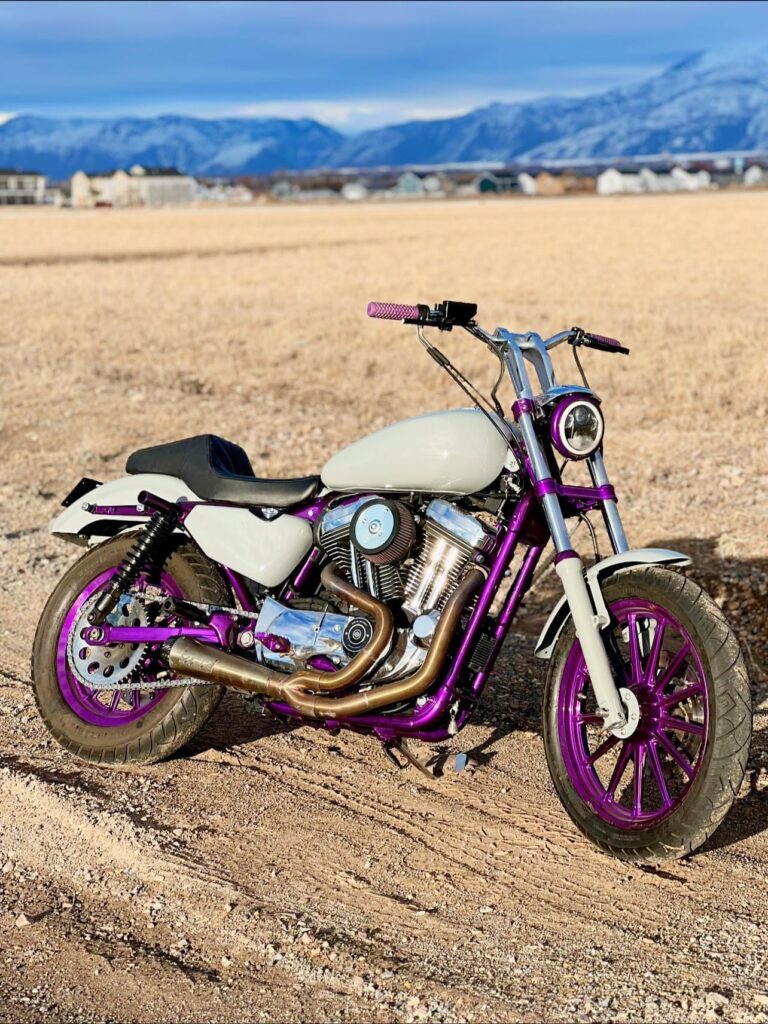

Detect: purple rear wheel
[56, 568, 179, 728]
[32, 535, 228, 767]
[543, 567, 751, 862]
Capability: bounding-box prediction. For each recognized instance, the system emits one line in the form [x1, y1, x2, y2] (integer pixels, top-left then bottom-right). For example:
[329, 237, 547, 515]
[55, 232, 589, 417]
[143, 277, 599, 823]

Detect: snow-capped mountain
[1, 47, 767, 177]
[0, 114, 343, 178]
[331, 47, 768, 166]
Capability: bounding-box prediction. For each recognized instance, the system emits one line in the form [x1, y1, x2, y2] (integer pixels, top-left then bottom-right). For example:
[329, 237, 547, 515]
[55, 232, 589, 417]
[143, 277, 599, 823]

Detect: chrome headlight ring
[550, 396, 604, 460]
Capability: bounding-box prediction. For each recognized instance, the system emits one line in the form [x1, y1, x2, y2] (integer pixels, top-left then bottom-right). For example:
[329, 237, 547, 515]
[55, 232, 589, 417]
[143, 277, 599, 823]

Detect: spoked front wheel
[543, 567, 751, 862]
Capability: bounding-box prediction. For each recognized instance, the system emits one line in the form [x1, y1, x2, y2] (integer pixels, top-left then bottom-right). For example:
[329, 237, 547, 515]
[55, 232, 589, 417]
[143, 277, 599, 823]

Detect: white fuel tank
[322, 409, 508, 495]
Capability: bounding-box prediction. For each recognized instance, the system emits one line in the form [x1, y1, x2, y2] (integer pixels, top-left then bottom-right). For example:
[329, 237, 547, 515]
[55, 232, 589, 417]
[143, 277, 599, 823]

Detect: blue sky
[1, 1, 766, 130]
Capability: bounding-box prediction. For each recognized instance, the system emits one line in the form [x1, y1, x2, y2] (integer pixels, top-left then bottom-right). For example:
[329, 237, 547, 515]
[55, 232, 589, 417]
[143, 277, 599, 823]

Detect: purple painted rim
[56, 568, 179, 727]
[558, 598, 709, 829]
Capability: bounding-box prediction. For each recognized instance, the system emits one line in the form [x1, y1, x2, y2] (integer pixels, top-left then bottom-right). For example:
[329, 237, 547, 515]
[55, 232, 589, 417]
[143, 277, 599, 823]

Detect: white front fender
[50, 473, 199, 542]
[534, 548, 691, 660]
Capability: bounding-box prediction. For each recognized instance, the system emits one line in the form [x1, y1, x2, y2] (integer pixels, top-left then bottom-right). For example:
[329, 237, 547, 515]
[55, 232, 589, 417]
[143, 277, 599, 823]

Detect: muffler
[168, 567, 483, 719]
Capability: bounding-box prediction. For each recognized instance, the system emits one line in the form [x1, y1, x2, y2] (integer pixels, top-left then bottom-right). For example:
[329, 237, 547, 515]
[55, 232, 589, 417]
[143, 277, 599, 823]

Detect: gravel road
[1, 194, 768, 1023]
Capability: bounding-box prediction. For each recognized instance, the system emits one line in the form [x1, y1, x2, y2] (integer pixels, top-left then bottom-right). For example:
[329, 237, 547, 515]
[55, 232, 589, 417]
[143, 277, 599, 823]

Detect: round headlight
[551, 398, 604, 459]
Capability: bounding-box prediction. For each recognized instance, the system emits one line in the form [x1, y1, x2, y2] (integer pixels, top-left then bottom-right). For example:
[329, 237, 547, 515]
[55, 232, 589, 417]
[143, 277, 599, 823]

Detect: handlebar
[366, 301, 628, 354]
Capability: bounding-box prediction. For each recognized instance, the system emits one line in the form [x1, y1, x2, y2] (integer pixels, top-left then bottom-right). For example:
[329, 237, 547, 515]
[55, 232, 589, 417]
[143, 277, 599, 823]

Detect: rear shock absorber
[87, 495, 180, 625]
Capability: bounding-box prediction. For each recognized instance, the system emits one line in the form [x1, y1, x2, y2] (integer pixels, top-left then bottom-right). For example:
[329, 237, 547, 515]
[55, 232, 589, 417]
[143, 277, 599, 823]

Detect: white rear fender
[50, 473, 198, 543]
[50, 473, 314, 589]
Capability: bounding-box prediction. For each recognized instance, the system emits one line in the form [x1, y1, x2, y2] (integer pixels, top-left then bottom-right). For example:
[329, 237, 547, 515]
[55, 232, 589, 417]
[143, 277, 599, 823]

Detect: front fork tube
[589, 450, 629, 554]
[517, 407, 629, 732]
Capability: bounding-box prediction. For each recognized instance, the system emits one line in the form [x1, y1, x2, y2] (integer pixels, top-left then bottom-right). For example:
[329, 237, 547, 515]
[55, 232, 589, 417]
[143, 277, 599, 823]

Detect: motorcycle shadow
[649, 535, 768, 853]
[185, 692, 300, 761]
[186, 629, 549, 771]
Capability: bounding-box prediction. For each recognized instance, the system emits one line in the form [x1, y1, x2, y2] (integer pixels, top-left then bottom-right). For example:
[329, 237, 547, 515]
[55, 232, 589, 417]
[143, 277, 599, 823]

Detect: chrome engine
[252, 496, 492, 682]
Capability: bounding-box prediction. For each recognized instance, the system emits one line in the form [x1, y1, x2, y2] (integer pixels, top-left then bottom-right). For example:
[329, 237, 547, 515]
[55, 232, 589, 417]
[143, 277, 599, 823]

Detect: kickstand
[382, 738, 435, 780]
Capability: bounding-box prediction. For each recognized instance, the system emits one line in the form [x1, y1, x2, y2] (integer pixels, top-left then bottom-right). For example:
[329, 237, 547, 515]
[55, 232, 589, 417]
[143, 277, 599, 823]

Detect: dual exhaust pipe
[168, 563, 483, 719]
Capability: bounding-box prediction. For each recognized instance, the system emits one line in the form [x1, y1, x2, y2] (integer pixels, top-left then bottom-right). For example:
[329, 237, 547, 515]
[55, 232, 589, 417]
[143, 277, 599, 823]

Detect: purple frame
[77, 479, 618, 743]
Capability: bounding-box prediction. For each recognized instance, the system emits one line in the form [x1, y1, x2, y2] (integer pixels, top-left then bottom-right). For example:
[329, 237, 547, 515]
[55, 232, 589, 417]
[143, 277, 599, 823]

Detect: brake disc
[67, 592, 149, 690]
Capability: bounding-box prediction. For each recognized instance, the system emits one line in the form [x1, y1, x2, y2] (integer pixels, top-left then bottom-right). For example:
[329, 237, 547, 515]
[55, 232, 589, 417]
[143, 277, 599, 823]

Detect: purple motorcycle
[33, 299, 750, 862]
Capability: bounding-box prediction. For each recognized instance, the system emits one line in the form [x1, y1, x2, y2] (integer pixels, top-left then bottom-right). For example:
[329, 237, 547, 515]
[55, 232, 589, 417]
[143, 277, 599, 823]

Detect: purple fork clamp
[56, 568, 179, 727]
[558, 598, 709, 827]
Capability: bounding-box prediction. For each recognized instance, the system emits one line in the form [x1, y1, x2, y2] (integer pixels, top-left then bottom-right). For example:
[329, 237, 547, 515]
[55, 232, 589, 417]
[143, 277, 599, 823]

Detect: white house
[596, 168, 643, 195]
[117, 165, 197, 206]
[421, 174, 444, 195]
[597, 165, 711, 196]
[0, 168, 47, 205]
[517, 172, 537, 195]
[670, 166, 711, 191]
[71, 165, 197, 208]
[341, 181, 368, 201]
[389, 171, 426, 197]
[71, 170, 116, 207]
[744, 164, 767, 186]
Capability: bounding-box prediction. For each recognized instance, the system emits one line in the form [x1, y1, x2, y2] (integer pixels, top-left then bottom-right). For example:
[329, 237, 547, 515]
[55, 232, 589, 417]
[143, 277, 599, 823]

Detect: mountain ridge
[2, 47, 767, 177]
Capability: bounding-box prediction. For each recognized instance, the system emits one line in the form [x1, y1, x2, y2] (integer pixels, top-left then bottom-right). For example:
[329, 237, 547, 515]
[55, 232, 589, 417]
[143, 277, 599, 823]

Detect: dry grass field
[1, 192, 768, 1022]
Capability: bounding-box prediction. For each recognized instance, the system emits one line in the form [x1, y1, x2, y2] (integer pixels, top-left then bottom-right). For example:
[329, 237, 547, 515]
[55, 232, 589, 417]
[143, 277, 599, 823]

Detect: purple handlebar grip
[587, 331, 622, 349]
[367, 301, 420, 321]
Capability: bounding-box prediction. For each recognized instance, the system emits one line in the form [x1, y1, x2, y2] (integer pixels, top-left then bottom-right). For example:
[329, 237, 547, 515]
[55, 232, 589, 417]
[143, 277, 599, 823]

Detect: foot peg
[382, 740, 476, 779]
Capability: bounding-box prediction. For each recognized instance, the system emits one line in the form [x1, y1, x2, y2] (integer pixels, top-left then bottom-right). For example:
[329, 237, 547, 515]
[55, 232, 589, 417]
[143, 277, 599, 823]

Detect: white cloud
[0, 112, 16, 125]
[231, 98, 483, 130]
[216, 63, 668, 132]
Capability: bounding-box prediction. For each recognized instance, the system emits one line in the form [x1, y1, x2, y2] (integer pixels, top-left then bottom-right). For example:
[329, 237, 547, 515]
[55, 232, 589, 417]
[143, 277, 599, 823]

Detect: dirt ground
[1, 192, 768, 1023]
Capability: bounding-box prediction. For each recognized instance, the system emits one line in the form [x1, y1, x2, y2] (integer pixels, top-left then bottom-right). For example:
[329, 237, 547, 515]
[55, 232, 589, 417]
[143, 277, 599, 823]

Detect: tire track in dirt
[0, 234, 421, 269]
[0, 756, 471, 1021]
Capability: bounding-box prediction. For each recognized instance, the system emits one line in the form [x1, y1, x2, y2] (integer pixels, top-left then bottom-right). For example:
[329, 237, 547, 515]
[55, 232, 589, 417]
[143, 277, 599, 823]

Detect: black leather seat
[126, 434, 321, 508]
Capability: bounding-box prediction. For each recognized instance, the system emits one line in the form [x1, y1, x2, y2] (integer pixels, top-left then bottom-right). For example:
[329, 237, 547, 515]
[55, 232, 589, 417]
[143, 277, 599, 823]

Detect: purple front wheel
[543, 567, 751, 862]
[558, 597, 707, 828]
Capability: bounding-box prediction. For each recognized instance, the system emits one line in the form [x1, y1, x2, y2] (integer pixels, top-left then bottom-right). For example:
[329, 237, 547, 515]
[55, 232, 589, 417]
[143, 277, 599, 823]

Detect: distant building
[271, 179, 299, 199]
[197, 180, 253, 203]
[597, 164, 711, 196]
[531, 170, 594, 196]
[389, 171, 427, 197]
[71, 170, 117, 208]
[471, 172, 519, 194]
[517, 172, 537, 195]
[341, 181, 368, 201]
[71, 165, 196, 208]
[670, 166, 711, 191]
[0, 168, 47, 205]
[743, 164, 767, 186]
[597, 168, 645, 195]
[419, 174, 439, 194]
[120, 165, 197, 206]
